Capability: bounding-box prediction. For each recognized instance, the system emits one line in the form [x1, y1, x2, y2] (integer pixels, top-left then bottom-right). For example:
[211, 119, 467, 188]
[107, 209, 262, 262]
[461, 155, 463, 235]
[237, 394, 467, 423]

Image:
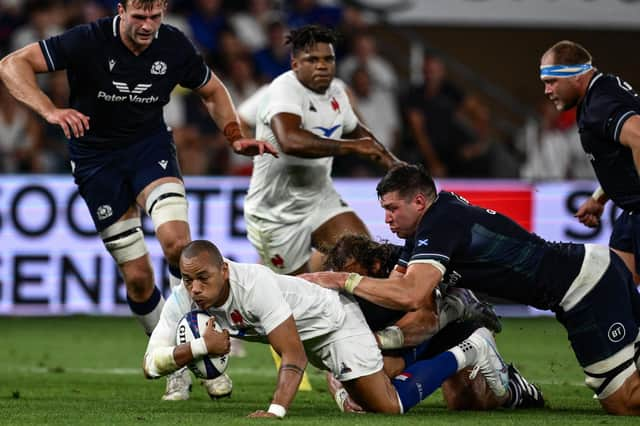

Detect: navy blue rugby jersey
[578, 72, 640, 210]
[39, 16, 211, 147]
[397, 191, 585, 311]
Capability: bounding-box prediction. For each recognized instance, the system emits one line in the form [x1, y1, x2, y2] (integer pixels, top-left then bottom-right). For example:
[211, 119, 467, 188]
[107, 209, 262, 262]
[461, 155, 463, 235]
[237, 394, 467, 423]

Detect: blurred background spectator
[520, 101, 594, 180]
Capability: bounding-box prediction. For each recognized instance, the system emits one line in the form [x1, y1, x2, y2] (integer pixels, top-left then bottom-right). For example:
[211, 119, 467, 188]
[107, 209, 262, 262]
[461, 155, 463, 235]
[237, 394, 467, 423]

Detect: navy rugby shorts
[68, 130, 182, 232]
[609, 210, 640, 275]
[556, 253, 640, 367]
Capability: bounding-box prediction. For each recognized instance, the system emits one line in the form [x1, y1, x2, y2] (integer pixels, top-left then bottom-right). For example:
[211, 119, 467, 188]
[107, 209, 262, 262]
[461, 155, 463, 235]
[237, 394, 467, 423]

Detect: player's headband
[540, 63, 592, 78]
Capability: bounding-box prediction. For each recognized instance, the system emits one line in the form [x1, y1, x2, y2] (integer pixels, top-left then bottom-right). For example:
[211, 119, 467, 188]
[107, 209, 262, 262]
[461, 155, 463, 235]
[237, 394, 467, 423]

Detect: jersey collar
[586, 71, 603, 95]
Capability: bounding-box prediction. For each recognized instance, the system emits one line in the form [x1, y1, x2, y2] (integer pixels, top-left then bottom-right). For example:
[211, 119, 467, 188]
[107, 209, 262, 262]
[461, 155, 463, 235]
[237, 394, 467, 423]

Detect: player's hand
[574, 197, 605, 228]
[352, 137, 401, 169]
[202, 317, 231, 356]
[44, 108, 90, 139]
[246, 410, 279, 418]
[231, 138, 278, 157]
[298, 271, 347, 291]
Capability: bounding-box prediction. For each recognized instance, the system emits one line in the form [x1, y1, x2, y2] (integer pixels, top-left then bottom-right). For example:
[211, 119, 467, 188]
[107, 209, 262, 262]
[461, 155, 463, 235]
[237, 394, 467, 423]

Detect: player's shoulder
[227, 260, 273, 289]
[588, 73, 630, 100]
[158, 22, 193, 46]
[269, 70, 300, 90]
[428, 192, 472, 223]
[60, 16, 111, 44]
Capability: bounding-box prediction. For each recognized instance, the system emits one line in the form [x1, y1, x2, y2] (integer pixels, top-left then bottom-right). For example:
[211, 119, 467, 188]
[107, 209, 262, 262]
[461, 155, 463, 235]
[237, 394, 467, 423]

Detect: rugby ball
[176, 311, 229, 379]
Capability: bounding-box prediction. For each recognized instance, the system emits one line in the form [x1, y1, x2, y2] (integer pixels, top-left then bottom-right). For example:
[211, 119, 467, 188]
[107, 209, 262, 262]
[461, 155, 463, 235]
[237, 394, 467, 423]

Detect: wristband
[268, 403, 286, 418]
[190, 337, 208, 359]
[591, 187, 605, 202]
[344, 273, 363, 294]
[375, 325, 405, 349]
[223, 121, 243, 143]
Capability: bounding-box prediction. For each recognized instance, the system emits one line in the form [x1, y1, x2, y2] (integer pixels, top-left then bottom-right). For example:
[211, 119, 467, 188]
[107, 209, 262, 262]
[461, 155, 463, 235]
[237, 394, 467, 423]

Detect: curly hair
[322, 234, 401, 278]
[285, 25, 339, 56]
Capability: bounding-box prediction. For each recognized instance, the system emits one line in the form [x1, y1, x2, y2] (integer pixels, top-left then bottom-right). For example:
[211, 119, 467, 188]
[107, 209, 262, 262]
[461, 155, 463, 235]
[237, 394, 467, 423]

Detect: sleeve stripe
[196, 66, 211, 89]
[39, 40, 55, 71]
[614, 111, 637, 142]
[407, 259, 446, 275]
[411, 252, 450, 262]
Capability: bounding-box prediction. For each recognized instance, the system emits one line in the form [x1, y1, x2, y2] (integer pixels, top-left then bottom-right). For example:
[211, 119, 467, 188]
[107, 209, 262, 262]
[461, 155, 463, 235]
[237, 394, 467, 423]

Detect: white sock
[449, 338, 478, 372]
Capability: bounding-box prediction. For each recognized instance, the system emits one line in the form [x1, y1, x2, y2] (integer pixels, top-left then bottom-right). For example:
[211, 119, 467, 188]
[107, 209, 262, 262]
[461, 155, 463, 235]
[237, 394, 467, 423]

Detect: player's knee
[145, 182, 188, 232]
[101, 218, 148, 265]
[161, 235, 190, 266]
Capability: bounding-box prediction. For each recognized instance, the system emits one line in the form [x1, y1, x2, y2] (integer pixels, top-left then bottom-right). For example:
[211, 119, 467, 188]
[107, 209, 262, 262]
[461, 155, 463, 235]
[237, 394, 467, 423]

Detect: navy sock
[392, 351, 458, 413]
[401, 338, 433, 368]
[127, 286, 162, 315]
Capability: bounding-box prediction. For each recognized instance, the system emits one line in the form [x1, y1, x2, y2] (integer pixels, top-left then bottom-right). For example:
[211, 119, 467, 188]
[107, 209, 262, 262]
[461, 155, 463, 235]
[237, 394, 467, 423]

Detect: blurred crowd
[0, 0, 593, 180]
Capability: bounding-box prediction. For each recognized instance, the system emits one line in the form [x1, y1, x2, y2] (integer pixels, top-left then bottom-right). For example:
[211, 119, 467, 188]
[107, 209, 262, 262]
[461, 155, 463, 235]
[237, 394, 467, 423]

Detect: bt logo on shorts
[96, 82, 159, 104]
[607, 322, 626, 342]
[96, 204, 113, 221]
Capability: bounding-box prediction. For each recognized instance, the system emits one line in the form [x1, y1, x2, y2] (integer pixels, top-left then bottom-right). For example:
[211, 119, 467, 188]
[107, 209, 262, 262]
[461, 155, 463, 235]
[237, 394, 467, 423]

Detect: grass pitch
[0, 316, 636, 425]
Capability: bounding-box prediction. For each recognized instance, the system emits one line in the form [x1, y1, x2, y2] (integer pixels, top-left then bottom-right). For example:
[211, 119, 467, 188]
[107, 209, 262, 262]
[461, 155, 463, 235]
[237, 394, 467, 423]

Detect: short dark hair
[322, 234, 401, 278]
[285, 25, 338, 56]
[543, 40, 592, 65]
[376, 163, 437, 202]
[181, 240, 224, 268]
[121, 0, 167, 11]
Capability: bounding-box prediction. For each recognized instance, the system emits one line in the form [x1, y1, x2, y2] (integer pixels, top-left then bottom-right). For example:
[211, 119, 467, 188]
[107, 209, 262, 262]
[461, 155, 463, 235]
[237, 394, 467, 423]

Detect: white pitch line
[11, 366, 281, 378]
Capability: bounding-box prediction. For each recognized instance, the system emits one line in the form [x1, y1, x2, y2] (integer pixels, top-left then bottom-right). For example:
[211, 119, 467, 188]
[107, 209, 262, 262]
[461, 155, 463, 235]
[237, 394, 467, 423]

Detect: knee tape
[101, 218, 148, 264]
[145, 182, 188, 231]
[584, 343, 636, 399]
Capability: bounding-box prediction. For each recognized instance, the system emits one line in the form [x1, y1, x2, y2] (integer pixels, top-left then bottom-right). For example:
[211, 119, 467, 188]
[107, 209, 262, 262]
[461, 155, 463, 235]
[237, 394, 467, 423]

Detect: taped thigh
[584, 343, 637, 399]
[145, 182, 188, 231]
[100, 218, 148, 264]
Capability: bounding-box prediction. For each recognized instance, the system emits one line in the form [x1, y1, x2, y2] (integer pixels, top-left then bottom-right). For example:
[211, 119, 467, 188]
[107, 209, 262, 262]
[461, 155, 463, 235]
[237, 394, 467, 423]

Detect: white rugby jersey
[144, 260, 347, 376]
[244, 71, 358, 224]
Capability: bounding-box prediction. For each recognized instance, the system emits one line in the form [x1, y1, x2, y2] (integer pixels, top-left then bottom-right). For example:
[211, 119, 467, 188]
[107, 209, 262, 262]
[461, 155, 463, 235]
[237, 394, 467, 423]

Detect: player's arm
[194, 74, 277, 157]
[270, 112, 365, 158]
[271, 111, 400, 167]
[342, 122, 401, 169]
[302, 262, 442, 312]
[0, 42, 89, 138]
[619, 114, 640, 174]
[248, 315, 307, 419]
[143, 303, 230, 378]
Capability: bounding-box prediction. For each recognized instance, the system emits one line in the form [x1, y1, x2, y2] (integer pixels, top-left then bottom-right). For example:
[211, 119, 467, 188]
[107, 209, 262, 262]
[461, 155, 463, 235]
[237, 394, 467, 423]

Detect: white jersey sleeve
[237, 84, 269, 128]
[143, 286, 193, 378]
[260, 72, 306, 123]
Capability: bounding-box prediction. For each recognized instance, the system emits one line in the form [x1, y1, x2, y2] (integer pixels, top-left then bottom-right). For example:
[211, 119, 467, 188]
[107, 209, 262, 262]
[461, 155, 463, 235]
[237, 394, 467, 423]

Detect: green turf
[0, 316, 635, 425]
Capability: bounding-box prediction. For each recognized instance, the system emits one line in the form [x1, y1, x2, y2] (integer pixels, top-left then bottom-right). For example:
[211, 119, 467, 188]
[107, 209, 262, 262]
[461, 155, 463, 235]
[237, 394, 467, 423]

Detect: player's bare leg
[342, 371, 401, 413]
[612, 248, 640, 285]
[312, 212, 370, 254]
[600, 371, 640, 415]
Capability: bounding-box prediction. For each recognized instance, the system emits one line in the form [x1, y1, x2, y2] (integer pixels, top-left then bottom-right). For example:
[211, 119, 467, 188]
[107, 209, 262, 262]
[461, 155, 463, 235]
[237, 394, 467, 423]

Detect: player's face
[291, 42, 336, 93]
[118, 1, 165, 53]
[180, 253, 230, 310]
[540, 54, 581, 111]
[380, 191, 424, 239]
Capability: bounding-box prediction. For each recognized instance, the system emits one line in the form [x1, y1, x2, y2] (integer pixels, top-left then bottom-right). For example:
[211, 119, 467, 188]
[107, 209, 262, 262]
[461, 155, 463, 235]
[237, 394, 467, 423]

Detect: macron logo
[313, 124, 341, 138]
